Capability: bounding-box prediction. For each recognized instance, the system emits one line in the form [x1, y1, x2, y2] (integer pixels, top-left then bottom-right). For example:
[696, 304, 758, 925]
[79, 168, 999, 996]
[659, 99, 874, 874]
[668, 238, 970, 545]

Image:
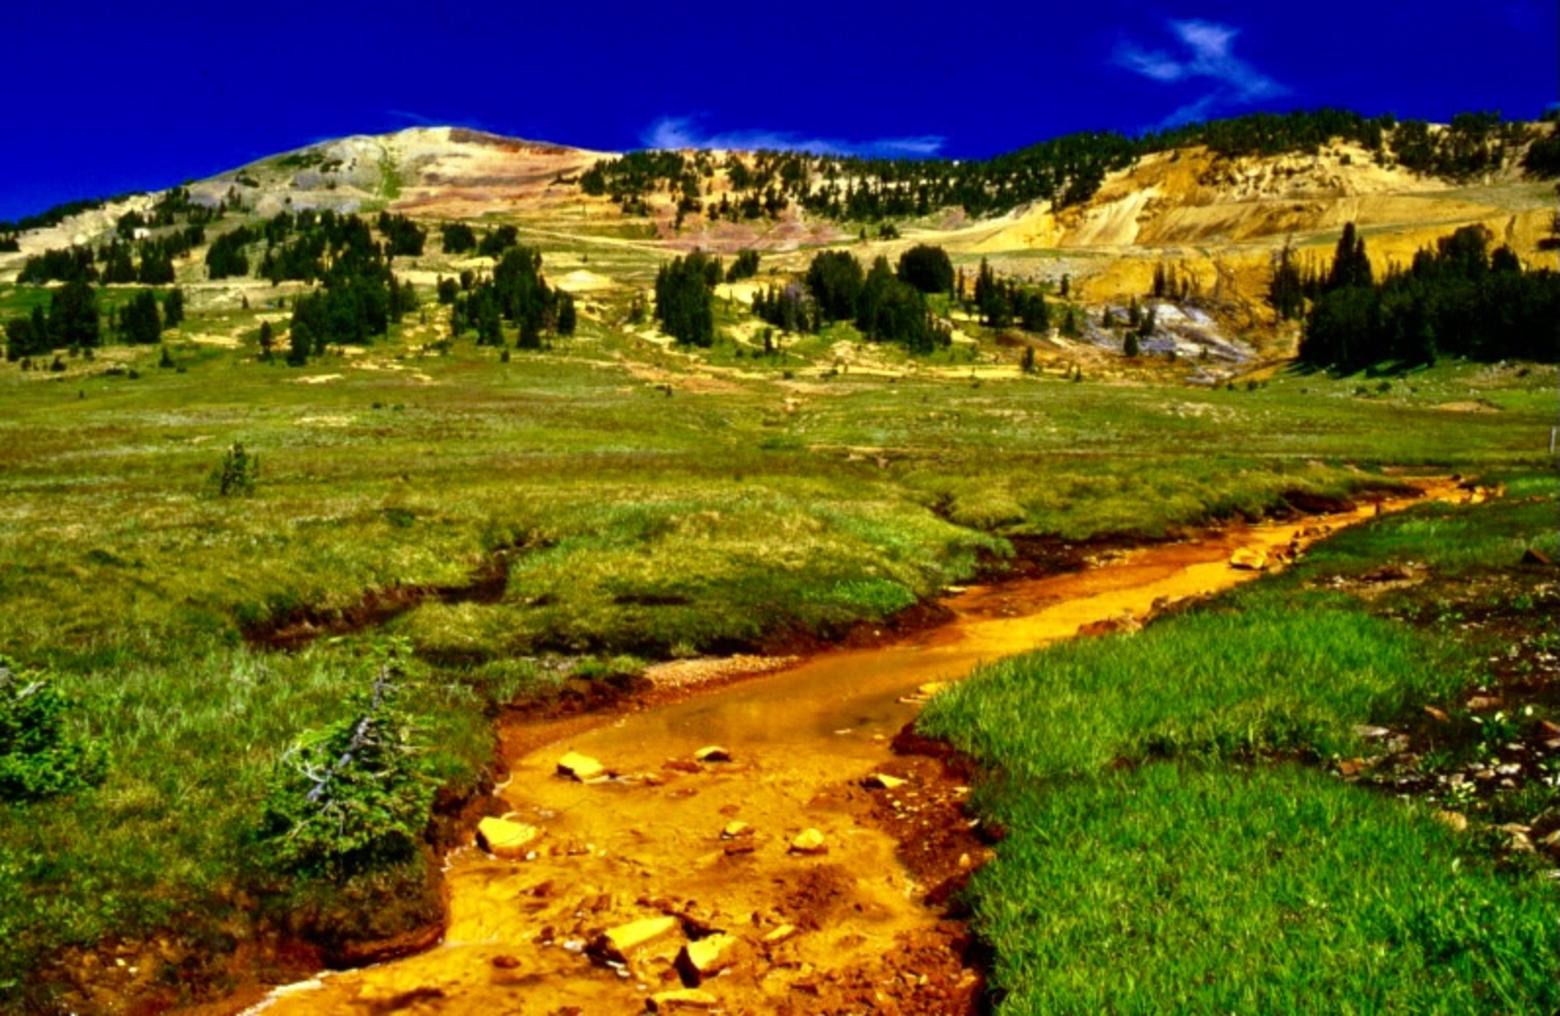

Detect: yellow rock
[556, 751, 606, 781]
[675, 933, 738, 983]
[863, 773, 907, 790]
[476, 816, 540, 859]
[763, 923, 797, 943]
[694, 745, 732, 763]
[590, 915, 678, 961]
[648, 988, 718, 1011]
[1229, 547, 1268, 571]
[789, 828, 827, 855]
[720, 820, 751, 839]
[917, 681, 947, 697]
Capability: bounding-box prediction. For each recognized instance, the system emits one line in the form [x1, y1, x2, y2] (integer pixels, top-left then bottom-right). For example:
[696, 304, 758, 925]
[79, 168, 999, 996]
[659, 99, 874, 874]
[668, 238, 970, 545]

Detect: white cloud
[1114, 19, 1287, 128]
[642, 116, 945, 158]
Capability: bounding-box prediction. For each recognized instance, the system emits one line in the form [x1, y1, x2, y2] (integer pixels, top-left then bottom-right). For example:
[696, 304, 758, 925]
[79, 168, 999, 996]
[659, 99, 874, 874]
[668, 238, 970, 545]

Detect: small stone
[694, 745, 732, 763]
[674, 934, 738, 984]
[1229, 547, 1268, 571]
[762, 924, 797, 943]
[589, 916, 678, 962]
[557, 752, 606, 781]
[1434, 810, 1469, 833]
[720, 821, 751, 840]
[1466, 696, 1500, 712]
[491, 954, 521, 969]
[789, 828, 827, 855]
[862, 773, 908, 790]
[648, 988, 718, 1011]
[476, 817, 541, 859]
[1538, 719, 1560, 738]
[1423, 705, 1450, 723]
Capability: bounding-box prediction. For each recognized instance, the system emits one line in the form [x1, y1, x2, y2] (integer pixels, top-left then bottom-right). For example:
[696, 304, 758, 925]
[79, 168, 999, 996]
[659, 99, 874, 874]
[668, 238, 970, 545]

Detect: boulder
[762, 923, 797, 943]
[720, 821, 751, 839]
[589, 916, 678, 962]
[694, 745, 733, 763]
[1229, 547, 1268, 571]
[476, 817, 540, 859]
[789, 828, 827, 855]
[862, 773, 907, 790]
[674, 934, 738, 984]
[557, 751, 606, 781]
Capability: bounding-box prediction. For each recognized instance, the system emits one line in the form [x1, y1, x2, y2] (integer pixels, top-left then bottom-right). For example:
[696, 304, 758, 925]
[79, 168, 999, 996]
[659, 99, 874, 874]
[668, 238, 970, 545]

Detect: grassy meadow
[921, 474, 1560, 1013]
[0, 230, 1555, 1006]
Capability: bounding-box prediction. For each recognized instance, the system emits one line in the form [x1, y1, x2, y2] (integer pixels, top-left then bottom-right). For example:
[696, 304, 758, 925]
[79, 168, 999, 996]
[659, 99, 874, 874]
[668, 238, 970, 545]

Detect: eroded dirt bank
[246, 484, 1454, 1015]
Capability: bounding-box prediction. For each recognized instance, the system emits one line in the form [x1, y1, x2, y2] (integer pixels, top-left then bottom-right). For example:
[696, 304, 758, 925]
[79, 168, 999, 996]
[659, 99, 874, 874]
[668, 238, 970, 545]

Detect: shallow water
[253, 488, 1447, 1014]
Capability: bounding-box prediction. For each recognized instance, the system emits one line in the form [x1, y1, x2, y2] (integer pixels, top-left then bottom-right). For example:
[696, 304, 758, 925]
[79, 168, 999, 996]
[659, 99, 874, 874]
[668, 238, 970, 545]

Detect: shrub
[211, 442, 258, 497]
[256, 643, 436, 874]
[0, 656, 107, 801]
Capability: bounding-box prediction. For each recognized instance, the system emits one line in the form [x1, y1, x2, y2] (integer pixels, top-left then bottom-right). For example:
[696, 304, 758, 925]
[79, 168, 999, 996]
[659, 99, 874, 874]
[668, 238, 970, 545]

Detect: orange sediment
[250, 483, 1458, 1014]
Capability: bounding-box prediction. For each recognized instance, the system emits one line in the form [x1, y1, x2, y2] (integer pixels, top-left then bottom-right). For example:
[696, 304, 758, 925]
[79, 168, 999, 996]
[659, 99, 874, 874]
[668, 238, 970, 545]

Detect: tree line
[5, 283, 185, 360]
[1294, 222, 1560, 368]
[577, 110, 1557, 227]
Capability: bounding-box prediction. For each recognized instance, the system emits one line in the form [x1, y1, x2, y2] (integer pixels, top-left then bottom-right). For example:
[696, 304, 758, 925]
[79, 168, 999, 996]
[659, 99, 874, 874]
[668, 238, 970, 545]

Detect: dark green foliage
[1269, 242, 1305, 320]
[0, 656, 107, 802]
[4, 307, 51, 361]
[1329, 222, 1373, 290]
[49, 280, 100, 348]
[118, 290, 163, 345]
[856, 256, 951, 352]
[805, 251, 864, 322]
[556, 291, 577, 336]
[896, 244, 953, 294]
[376, 213, 425, 257]
[725, 249, 760, 282]
[18, 246, 97, 284]
[255, 644, 435, 874]
[258, 321, 274, 360]
[1521, 130, 1560, 177]
[1124, 331, 1141, 357]
[206, 226, 255, 279]
[1301, 223, 1560, 368]
[973, 258, 1048, 331]
[654, 253, 717, 346]
[477, 225, 519, 258]
[753, 283, 816, 333]
[210, 442, 257, 497]
[441, 222, 477, 254]
[436, 277, 458, 305]
[163, 287, 185, 328]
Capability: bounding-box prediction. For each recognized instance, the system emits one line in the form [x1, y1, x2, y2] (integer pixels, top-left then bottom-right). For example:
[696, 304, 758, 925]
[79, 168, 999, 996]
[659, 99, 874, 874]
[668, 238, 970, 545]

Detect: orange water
[251, 488, 1449, 1014]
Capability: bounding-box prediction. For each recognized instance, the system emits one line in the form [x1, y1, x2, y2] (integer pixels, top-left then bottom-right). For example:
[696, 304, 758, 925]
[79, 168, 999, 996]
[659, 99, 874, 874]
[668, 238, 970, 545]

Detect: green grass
[970, 763, 1560, 1015]
[922, 483, 1560, 1013]
[0, 237, 1554, 1003]
[920, 602, 1463, 776]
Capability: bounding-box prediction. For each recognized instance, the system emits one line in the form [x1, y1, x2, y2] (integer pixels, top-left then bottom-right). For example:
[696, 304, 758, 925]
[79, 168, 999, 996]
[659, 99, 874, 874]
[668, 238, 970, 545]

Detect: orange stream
[251, 486, 1450, 1014]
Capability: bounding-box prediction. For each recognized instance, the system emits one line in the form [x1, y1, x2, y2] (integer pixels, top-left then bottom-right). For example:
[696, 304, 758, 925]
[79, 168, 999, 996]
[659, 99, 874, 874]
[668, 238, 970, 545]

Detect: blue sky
[2, 0, 1555, 221]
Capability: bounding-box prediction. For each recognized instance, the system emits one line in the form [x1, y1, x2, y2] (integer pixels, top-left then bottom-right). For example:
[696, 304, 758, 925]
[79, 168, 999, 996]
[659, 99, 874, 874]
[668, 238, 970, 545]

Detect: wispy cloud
[1114, 19, 1286, 128]
[643, 116, 945, 158]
